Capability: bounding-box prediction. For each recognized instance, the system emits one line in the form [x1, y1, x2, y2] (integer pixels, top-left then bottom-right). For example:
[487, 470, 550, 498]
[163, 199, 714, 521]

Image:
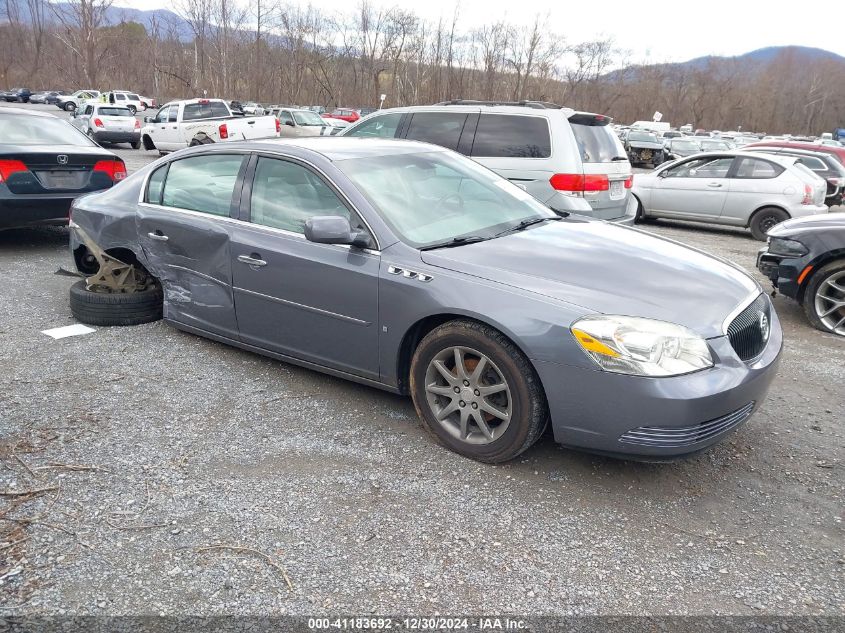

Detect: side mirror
[143, 116, 153, 123]
[285, 120, 295, 127]
[305, 216, 371, 249]
[657, 169, 669, 178]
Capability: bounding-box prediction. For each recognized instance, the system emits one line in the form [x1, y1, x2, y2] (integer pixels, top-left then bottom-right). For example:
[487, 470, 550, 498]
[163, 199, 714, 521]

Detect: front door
[231, 155, 381, 379]
[136, 153, 248, 339]
[650, 156, 733, 219]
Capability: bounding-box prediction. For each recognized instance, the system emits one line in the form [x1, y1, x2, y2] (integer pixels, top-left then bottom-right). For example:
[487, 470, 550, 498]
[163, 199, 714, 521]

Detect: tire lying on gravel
[409, 319, 548, 463]
[69, 280, 163, 326]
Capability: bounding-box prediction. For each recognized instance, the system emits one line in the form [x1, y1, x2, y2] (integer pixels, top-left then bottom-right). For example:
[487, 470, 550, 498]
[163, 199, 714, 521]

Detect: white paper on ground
[41, 324, 96, 339]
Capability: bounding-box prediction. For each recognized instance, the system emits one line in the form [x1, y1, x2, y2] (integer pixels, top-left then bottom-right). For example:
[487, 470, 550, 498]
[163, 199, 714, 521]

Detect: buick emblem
[57, 155, 68, 165]
[759, 312, 770, 342]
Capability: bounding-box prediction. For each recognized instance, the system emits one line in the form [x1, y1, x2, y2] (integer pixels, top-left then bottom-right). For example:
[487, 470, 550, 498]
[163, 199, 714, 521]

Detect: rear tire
[409, 320, 548, 463]
[64, 102, 76, 112]
[750, 207, 789, 241]
[127, 105, 137, 114]
[130, 140, 141, 149]
[802, 260, 845, 336]
[69, 280, 163, 327]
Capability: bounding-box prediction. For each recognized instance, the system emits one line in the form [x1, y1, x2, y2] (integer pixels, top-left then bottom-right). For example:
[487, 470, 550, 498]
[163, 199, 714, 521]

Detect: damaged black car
[625, 130, 665, 167]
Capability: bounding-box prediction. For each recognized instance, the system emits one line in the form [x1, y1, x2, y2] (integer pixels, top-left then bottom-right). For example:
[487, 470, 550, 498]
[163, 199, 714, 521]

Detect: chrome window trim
[137, 201, 380, 257]
[721, 290, 764, 336]
[137, 148, 382, 251]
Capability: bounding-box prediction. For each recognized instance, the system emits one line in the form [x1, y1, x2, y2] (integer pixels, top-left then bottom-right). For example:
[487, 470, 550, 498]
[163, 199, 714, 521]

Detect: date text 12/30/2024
[307, 617, 528, 630]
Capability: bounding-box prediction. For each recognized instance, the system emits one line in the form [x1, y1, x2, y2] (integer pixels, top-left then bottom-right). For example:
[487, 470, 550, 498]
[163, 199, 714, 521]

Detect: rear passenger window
[405, 113, 468, 151]
[795, 157, 825, 171]
[345, 113, 403, 138]
[161, 155, 245, 216]
[734, 158, 783, 179]
[249, 157, 351, 233]
[471, 114, 551, 158]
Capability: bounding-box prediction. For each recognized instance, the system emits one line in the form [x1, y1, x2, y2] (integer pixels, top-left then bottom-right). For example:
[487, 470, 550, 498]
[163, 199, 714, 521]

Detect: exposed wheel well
[142, 135, 156, 151]
[73, 244, 150, 277]
[395, 314, 535, 396]
[748, 205, 789, 228]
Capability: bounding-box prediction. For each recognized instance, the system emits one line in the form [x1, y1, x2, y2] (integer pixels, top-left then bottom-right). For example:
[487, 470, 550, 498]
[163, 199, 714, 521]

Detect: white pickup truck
[140, 98, 280, 154]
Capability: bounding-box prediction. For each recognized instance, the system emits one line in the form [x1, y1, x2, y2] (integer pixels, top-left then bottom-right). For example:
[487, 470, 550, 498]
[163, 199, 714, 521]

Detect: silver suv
[340, 100, 635, 223]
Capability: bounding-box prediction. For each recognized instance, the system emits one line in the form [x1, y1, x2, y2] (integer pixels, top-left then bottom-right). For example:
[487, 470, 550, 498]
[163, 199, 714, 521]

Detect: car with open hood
[625, 130, 665, 166]
[66, 138, 782, 463]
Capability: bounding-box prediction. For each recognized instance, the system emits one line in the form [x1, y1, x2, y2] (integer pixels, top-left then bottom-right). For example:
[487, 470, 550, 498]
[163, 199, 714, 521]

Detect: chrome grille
[727, 294, 770, 361]
[619, 402, 755, 448]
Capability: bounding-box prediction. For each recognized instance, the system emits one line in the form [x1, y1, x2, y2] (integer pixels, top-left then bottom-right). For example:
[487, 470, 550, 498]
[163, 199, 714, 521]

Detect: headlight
[768, 237, 808, 257]
[571, 316, 713, 377]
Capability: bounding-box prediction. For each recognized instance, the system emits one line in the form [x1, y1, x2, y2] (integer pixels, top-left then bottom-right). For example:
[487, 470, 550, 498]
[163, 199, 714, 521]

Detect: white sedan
[632, 151, 828, 240]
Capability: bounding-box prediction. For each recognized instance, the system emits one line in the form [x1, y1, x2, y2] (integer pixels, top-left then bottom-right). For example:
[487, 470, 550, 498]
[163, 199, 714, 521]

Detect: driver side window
[154, 106, 170, 123]
[249, 157, 363, 235]
[665, 157, 734, 178]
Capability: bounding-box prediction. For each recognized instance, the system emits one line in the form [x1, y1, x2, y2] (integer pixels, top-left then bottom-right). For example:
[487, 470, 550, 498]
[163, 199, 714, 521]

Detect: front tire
[750, 207, 789, 241]
[127, 105, 137, 114]
[69, 280, 163, 326]
[803, 261, 845, 336]
[409, 320, 548, 463]
[130, 140, 141, 149]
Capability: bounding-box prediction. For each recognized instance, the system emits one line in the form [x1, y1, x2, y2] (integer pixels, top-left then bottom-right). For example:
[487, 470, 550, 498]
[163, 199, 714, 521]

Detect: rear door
[136, 153, 248, 339]
[650, 156, 733, 219]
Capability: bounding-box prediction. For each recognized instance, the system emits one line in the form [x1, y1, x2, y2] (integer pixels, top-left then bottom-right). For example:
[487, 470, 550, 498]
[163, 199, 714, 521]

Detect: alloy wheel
[424, 346, 512, 445]
[814, 270, 845, 335]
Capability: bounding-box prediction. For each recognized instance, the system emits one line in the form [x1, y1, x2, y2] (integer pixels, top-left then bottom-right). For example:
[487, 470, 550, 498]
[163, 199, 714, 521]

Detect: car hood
[768, 212, 845, 237]
[420, 219, 759, 338]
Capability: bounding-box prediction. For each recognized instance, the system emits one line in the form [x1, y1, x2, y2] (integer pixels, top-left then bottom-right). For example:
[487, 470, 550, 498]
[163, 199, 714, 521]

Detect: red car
[322, 108, 360, 123]
[745, 141, 845, 166]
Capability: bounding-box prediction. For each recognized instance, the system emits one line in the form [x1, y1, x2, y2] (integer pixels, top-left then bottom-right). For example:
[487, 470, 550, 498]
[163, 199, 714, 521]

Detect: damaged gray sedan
[68, 138, 782, 463]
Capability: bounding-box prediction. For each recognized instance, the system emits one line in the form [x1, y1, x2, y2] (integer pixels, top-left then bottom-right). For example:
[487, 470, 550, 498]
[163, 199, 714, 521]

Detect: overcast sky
[115, 0, 845, 64]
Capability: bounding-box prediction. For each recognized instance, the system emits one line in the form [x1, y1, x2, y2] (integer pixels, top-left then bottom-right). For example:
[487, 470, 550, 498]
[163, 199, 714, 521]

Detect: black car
[625, 130, 664, 166]
[0, 108, 126, 230]
[757, 214, 845, 336]
[2, 88, 33, 103]
[746, 146, 845, 206]
[662, 138, 702, 162]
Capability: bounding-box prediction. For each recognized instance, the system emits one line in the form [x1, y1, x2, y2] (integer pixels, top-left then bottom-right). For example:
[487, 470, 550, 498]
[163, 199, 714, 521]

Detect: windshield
[628, 131, 658, 143]
[0, 114, 95, 146]
[700, 140, 731, 151]
[673, 140, 700, 151]
[337, 151, 556, 248]
[571, 122, 626, 162]
[97, 107, 133, 117]
[293, 110, 326, 126]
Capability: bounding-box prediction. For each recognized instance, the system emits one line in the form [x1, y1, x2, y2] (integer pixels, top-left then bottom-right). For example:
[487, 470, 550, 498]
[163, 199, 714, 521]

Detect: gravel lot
[1, 102, 843, 618]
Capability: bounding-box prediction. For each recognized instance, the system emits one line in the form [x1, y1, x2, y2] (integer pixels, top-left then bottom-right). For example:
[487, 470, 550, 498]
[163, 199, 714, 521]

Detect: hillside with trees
[2, 0, 844, 134]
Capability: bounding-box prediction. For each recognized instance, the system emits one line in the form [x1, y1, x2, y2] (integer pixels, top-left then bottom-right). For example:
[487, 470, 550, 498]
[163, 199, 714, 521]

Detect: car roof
[361, 104, 575, 117]
[745, 146, 834, 160]
[0, 107, 55, 118]
[231, 137, 449, 161]
[688, 150, 798, 166]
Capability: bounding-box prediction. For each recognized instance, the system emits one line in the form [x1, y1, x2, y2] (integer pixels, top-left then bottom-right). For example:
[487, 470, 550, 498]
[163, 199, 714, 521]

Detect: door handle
[147, 231, 168, 242]
[707, 182, 723, 188]
[237, 254, 267, 267]
[247, 120, 256, 124]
